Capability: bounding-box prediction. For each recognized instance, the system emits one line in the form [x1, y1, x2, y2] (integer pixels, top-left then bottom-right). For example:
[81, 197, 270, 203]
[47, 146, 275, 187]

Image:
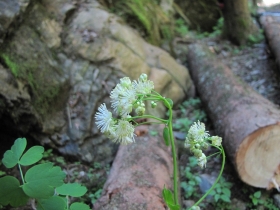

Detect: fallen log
[187, 43, 280, 190]
[93, 125, 173, 210]
[260, 14, 280, 70]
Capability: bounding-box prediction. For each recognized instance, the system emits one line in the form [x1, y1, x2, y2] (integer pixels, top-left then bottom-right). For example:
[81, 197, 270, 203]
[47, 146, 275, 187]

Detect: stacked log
[187, 43, 280, 190]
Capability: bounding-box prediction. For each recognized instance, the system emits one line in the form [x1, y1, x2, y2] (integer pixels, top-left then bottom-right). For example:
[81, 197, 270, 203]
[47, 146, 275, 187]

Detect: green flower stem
[168, 119, 179, 205]
[18, 164, 25, 185]
[129, 115, 168, 124]
[162, 97, 179, 206]
[190, 147, 226, 209]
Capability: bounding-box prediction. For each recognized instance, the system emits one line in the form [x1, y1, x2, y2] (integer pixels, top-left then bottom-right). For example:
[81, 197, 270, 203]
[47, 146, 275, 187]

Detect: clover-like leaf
[2, 138, 27, 168]
[23, 163, 66, 199]
[0, 176, 29, 207]
[70, 202, 91, 210]
[19, 146, 44, 166]
[37, 196, 66, 210]
[163, 127, 170, 146]
[56, 183, 87, 197]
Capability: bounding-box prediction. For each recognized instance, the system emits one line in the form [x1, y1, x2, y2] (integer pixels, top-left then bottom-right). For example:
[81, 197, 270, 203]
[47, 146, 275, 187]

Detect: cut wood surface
[187, 43, 280, 190]
[260, 14, 280, 70]
[93, 125, 173, 210]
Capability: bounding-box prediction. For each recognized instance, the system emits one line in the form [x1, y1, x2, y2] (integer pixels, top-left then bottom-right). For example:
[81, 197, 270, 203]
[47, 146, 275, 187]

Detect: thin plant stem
[190, 147, 226, 209]
[163, 97, 179, 205]
[129, 115, 168, 124]
[18, 164, 25, 185]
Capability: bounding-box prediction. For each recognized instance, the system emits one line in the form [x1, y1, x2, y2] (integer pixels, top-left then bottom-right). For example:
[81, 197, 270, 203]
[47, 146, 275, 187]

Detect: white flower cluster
[185, 121, 222, 168]
[95, 74, 154, 144]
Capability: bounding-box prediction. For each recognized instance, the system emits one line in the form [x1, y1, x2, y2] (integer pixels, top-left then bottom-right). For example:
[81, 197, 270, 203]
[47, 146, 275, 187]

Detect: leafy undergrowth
[0, 142, 109, 210]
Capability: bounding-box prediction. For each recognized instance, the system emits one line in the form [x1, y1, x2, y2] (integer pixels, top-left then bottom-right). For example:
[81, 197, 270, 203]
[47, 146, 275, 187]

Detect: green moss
[1, 54, 19, 77]
[1, 51, 62, 118]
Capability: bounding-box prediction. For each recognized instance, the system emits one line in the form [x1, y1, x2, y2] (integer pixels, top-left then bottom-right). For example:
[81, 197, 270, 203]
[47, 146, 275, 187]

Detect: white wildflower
[133, 77, 154, 95]
[197, 153, 207, 168]
[95, 103, 114, 133]
[139, 73, 148, 82]
[211, 136, 222, 147]
[120, 77, 132, 88]
[112, 120, 136, 144]
[111, 88, 137, 117]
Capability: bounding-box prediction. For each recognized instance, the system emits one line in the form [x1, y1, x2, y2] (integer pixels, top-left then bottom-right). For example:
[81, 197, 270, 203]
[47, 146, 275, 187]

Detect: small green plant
[248, 190, 278, 210]
[208, 176, 232, 203]
[173, 98, 206, 133]
[175, 18, 189, 36]
[181, 157, 201, 199]
[247, 29, 265, 44]
[0, 138, 90, 210]
[89, 189, 102, 205]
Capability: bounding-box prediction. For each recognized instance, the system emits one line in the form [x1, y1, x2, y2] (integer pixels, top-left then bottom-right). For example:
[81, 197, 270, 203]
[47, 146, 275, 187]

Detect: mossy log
[260, 14, 280, 71]
[93, 125, 173, 210]
[187, 43, 280, 190]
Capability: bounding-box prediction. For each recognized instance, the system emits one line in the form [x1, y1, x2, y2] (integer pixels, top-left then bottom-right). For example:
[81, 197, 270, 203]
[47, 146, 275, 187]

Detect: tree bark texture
[222, 0, 258, 45]
[93, 125, 173, 210]
[260, 14, 280, 71]
[187, 43, 280, 190]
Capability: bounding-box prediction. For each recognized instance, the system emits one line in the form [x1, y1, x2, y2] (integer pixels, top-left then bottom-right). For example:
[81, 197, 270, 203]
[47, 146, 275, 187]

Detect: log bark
[260, 14, 280, 71]
[187, 43, 280, 190]
[93, 125, 173, 210]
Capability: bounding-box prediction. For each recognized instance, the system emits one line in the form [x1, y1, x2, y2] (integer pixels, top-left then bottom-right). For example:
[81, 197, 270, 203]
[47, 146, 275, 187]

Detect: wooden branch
[187, 43, 280, 190]
[93, 125, 173, 209]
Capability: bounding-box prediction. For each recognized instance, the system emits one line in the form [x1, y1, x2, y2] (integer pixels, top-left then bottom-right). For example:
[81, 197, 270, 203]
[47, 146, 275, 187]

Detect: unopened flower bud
[139, 73, 147, 82]
[151, 101, 157, 108]
[193, 149, 203, 158]
[135, 106, 145, 116]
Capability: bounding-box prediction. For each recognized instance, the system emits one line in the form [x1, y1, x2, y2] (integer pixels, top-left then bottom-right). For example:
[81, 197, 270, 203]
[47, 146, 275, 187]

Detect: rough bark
[222, 0, 258, 45]
[93, 125, 173, 210]
[260, 14, 280, 71]
[187, 43, 280, 190]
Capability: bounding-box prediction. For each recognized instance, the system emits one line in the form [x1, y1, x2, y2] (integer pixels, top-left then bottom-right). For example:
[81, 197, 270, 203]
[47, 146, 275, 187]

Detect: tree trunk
[93, 125, 173, 210]
[187, 43, 280, 190]
[222, 0, 258, 45]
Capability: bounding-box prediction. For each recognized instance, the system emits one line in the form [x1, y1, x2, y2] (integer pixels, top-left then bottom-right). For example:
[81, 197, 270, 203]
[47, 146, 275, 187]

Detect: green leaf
[2, 138, 27, 168]
[254, 191, 261, 198]
[162, 186, 174, 204]
[222, 188, 231, 197]
[163, 127, 170, 146]
[0, 176, 29, 207]
[162, 187, 180, 210]
[70, 202, 91, 210]
[37, 196, 66, 210]
[23, 163, 66, 199]
[214, 194, 220, 202]
[20, 146, 44, 166]
[221, 194, 231, 203]
[56, 183, 87, 197]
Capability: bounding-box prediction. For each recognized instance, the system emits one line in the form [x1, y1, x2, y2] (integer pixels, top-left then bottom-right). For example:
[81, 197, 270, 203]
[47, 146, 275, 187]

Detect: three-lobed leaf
[23, 162, 66, 199]
[0, 176, 29, 207]
[2, 138, 27, 168]
[19, 146, 44, 166]
[56, 183, 87, 197]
